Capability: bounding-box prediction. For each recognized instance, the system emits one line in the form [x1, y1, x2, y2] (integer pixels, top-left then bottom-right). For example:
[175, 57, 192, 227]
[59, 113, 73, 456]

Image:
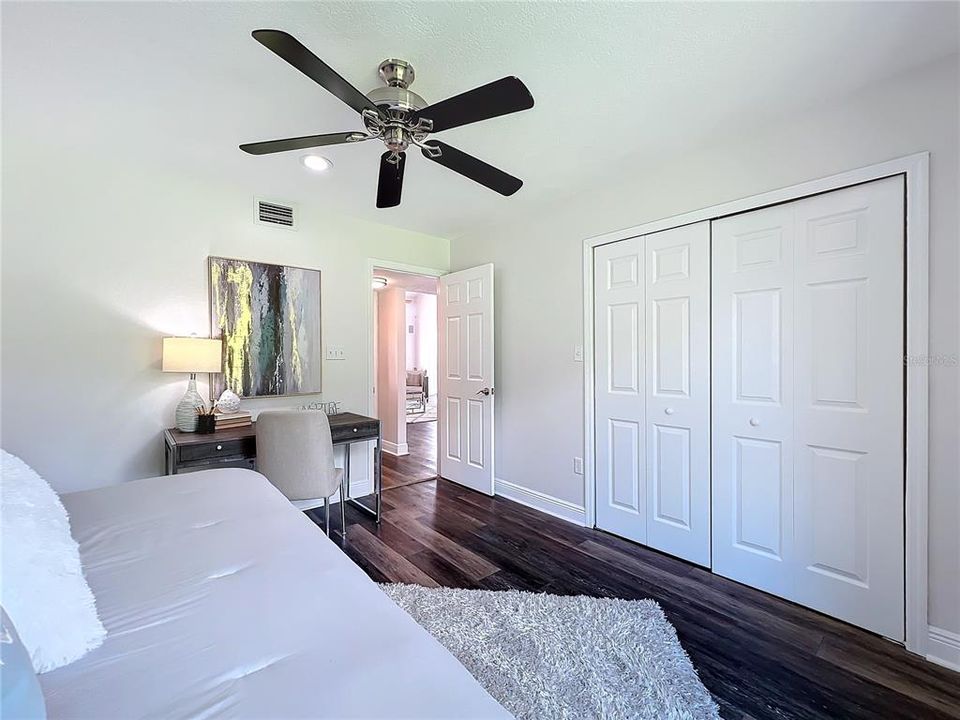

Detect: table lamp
[162, 336, 223, 432]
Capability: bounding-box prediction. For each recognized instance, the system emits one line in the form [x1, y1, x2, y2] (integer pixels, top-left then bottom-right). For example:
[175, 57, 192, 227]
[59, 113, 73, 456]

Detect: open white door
[438, 264, 495, 495]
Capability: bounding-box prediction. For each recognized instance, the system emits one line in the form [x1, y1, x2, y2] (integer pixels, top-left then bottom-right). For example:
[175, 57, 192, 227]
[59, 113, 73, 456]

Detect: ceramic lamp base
[175, 376, 204, 432]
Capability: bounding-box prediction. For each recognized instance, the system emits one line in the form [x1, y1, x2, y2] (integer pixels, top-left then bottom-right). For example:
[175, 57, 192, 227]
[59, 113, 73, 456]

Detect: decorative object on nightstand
[162, 336, 223, 432]
[195, 406, 217, 434]
[214, 410, 252, 430]
[215, 388, 241, 414]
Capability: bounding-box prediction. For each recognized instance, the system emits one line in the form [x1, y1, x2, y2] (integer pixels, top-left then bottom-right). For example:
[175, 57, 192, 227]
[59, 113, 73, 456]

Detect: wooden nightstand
[163, 424, 257, 475]
[163, 412, 383, 521]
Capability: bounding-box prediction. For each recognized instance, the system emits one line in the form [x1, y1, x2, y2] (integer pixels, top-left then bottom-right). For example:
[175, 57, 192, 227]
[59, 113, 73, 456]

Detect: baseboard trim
[494, 478, 587, 526]
[382, 440, 409, 457]
[927, 626, 960, 672]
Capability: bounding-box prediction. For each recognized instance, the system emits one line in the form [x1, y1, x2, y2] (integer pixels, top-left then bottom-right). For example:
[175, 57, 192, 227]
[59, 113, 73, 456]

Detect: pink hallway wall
[405, 298, 417, 371]
[376, 287, 407, 453]
[415, 293, 437, 395]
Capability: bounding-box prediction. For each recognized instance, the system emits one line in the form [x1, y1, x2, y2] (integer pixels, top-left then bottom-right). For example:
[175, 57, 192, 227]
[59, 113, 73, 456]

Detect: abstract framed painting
[209, 256, 321, 398]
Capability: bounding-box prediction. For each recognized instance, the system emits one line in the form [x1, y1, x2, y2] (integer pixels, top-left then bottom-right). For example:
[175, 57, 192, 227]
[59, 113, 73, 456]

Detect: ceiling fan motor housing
[367, 59, 427, 114]
[364, 58, 432, 161]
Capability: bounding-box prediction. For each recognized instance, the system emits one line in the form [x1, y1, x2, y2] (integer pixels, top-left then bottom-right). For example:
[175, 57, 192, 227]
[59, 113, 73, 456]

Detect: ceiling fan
[239, 30, 534, 208]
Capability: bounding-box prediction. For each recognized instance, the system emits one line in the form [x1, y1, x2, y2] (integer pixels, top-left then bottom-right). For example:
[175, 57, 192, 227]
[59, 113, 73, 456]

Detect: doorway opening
[372, 267, 439, 490]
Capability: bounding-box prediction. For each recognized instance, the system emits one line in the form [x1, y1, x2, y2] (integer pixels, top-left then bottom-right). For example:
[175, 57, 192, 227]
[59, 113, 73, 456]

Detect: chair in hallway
[406, 370, 426, 414]
[256, 410, 345, 536]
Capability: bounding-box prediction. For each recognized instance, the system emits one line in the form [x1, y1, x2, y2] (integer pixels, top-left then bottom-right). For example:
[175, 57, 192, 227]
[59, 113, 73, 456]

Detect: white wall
[1, 141, 448, 492]
[450, 56, 960, 635]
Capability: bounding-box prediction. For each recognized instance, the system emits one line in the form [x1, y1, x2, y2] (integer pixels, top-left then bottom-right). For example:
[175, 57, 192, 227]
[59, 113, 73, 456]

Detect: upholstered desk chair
[256, 410, 345, 537]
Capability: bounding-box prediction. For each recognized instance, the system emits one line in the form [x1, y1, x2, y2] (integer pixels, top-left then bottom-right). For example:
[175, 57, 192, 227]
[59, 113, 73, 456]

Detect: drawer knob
[216, 444, 223, 451]
[665, 407, 675, 415]
[748, 418, 760, 427]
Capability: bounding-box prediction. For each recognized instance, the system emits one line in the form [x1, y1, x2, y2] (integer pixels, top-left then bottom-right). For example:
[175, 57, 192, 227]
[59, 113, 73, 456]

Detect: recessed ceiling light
[372, 276, 388, 289]
[301, 155, 332, 173]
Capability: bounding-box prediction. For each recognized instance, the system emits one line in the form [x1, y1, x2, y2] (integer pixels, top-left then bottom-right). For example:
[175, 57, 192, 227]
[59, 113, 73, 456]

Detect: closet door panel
[711, 206, 796, 597]
[644, 222, 711, 566]
[594, 238, 647, 543]
[793, 176, 904, 640]
[712, 177, 905, 640]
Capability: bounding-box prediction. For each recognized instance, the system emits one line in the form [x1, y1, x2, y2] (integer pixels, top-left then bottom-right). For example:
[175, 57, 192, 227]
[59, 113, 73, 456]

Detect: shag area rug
[382, 584, 719, 720]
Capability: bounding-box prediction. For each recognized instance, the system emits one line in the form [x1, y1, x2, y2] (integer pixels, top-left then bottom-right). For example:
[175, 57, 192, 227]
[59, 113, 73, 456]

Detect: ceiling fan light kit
[239, 30, 534, 208]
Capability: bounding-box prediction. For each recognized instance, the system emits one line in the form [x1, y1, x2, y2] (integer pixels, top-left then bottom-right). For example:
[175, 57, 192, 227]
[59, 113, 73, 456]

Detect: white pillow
[0, 450, 106, 672]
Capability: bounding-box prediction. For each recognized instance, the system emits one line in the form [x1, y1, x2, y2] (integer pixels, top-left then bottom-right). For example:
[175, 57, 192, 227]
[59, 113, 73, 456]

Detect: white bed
[41, 468, 511, 719]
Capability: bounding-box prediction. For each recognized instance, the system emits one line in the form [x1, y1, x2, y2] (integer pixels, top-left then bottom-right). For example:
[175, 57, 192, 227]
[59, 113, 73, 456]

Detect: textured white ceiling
[3, 2, 957, 239]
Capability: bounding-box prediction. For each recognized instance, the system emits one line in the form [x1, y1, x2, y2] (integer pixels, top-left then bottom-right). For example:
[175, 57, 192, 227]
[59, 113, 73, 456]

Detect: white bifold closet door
[594, 222, 711, 566]
[711, 176, 905, 640]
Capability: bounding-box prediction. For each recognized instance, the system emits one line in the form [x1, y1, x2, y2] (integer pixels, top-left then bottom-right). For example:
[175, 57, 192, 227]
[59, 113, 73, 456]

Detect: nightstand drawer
[330, 419, 379, 443]
[179, 437, 255, 463]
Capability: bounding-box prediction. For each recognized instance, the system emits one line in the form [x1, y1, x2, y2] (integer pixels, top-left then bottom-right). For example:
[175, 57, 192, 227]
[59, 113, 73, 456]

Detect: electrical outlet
[325, 345, 345, 360]
[574, 344, 584, 362]
[573, 457, 584, 475]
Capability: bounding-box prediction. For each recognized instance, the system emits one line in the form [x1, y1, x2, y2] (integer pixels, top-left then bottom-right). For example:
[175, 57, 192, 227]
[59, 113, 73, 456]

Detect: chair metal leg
[323, 497, 330, 537]
[339, 480, 346, 540]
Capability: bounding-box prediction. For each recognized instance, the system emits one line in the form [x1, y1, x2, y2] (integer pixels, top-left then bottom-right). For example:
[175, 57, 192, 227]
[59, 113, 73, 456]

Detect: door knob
[476, 387, 493, 396]
[665, 408, 675, 415]
[749, 417, 760, 427]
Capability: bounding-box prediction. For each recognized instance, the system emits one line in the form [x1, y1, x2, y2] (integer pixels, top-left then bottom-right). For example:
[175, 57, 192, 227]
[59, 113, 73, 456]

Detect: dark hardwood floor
[381, 421, 436, 489]
[309, 477, 959, 720]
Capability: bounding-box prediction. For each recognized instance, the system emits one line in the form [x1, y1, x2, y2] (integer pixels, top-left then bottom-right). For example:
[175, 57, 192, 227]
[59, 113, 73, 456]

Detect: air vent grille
[254, 198, 297, 230]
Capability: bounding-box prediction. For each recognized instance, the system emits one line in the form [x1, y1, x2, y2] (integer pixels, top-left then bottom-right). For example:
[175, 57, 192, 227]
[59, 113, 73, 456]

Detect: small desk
[163, 412, 382, 522]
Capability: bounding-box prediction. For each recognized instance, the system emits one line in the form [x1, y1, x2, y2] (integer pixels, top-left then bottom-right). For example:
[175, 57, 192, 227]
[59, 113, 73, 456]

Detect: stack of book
[214, 411, 252, 430]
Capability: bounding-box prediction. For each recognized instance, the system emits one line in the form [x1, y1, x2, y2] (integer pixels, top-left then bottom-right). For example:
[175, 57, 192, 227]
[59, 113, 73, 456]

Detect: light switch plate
[574, 344, 584, 362]
[325, 345, 345, 360]
[573, 456, 584, 475]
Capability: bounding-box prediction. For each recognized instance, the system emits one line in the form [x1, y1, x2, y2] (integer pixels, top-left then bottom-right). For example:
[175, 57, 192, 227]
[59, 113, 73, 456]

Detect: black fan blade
[240, 132, 363, 155]
[412, 77, 533, 133]
[421, 141, 522, 196]
[376, 152, 406, 208]
[252, 29, 379, 116]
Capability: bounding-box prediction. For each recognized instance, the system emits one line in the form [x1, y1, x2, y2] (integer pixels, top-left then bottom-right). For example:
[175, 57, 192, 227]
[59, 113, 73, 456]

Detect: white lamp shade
[162, 337, 222, 373]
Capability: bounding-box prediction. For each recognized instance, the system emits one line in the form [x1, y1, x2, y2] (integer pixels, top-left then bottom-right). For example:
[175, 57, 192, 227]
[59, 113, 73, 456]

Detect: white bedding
[41, 469, 511, 719]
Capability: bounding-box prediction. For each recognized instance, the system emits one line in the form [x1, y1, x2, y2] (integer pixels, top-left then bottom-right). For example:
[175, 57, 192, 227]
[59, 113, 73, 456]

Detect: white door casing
[644, 222, 711, 566]
[594, 223, 711, 565]
[438, 264, 495, 495]
[711, 176, 905, 640]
